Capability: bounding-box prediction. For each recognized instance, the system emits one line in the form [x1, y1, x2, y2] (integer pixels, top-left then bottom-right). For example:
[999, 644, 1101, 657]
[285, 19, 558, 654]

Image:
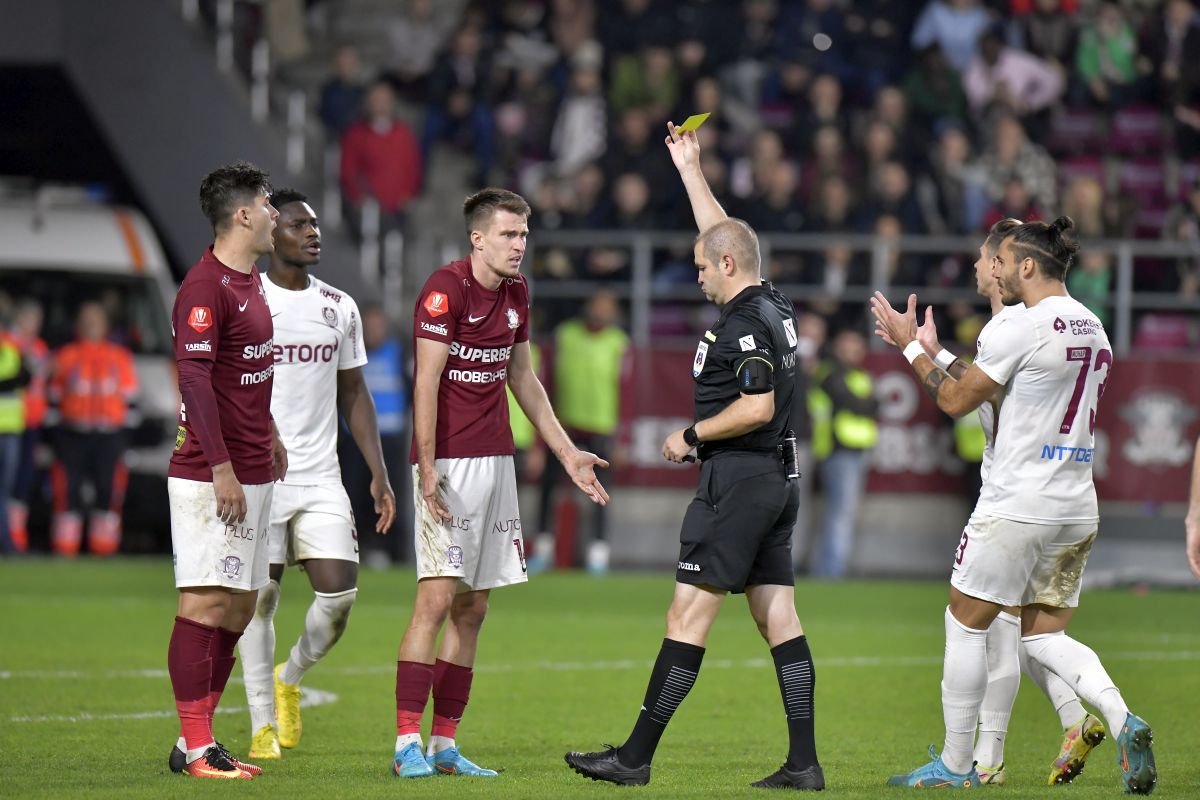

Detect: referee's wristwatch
[683, 425, 700, 447]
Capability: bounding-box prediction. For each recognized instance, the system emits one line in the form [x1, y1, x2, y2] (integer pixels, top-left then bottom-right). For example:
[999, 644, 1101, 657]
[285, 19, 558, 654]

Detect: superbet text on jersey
[410, 258, 530, 461]
[261, 274, 367, 484]
[170, 247, 275, 484]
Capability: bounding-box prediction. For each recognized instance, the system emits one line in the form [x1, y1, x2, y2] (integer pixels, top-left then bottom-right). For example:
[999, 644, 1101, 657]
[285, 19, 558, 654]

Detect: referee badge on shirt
[693, 341, 709, 377]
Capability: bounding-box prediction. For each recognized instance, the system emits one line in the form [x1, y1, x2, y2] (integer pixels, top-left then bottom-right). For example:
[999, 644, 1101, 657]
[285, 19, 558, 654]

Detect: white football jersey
[976, 303, 1023, 483]
[973, 295, 1111, 523]
[263, 274, 367, 484]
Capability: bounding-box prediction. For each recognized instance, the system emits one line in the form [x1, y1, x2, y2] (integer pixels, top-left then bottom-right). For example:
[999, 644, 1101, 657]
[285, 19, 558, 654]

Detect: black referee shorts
[676, 452, 799, 593]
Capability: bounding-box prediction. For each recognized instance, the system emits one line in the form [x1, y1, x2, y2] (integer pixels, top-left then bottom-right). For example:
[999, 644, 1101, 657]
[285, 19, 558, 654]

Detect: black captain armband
[736, 356, 774, 394]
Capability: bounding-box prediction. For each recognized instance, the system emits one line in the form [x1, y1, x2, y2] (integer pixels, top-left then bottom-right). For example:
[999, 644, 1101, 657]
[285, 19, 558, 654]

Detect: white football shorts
[950, 511, 1097, 608]
[169, 477, 273, 592]
[268, 481, 358, 565]
[412, 455, 527, 591]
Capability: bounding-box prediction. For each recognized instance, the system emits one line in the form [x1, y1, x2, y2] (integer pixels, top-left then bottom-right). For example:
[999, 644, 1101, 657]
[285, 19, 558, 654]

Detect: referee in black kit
[565, 122, 823, 792]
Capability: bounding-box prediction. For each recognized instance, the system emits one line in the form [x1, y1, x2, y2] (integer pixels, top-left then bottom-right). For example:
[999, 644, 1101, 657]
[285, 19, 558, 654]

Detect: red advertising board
[612, 348, 1200, 503]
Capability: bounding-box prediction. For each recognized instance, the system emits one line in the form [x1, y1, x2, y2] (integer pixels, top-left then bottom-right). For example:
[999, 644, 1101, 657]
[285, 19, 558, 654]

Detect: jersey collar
[718, 282, 771, 321]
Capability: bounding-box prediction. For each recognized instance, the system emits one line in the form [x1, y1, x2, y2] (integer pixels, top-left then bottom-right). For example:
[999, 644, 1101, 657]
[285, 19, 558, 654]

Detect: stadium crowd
[309, 0, 1200, 332]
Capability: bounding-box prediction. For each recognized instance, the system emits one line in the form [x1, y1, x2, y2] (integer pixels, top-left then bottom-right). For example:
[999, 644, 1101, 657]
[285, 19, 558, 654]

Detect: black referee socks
[772, 634, 818, 770]
[619, 638, 705, 767]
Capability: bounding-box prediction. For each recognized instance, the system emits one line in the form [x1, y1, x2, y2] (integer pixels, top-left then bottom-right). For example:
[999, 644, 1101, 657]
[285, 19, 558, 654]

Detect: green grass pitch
[1, 559, 1197, 798]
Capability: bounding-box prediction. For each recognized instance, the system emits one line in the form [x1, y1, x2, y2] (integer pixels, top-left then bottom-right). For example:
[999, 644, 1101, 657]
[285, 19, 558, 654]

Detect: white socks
[396, 733, 421, 752]
[1021, 630, 1129, 734]
[1018, 637, 1086, 729]
[427, 735, 455, 756]
[974, 611, 1020, 768]
[940, 607, 990, 775]
[240, 578, 281, 734]
[279, 588, 358, 686]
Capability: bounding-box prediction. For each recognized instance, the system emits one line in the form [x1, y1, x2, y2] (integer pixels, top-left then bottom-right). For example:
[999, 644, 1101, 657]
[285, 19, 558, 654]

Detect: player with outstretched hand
[390, 188, 608, 779]
[872, 217, 1156, 794]
[165, 162, 287, 780]
[236, 188, 396, 760]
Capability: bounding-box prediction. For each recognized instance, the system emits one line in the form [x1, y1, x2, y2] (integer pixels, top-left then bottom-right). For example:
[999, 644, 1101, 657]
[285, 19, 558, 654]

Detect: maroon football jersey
[409, 258, 530, 461]
[170, 247, 275, 484]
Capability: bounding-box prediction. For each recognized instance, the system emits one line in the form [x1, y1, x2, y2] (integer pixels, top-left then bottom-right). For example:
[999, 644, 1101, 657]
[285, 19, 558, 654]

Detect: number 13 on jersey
[1061, 346, 1112, 435]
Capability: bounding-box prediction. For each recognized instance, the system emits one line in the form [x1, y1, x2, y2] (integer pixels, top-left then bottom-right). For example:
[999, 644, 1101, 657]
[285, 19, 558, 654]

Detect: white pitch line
[10, 687, 338, 724]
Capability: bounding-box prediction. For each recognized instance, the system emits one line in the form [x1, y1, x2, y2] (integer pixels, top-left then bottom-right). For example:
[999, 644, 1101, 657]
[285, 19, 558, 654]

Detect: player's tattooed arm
[922, 367, 948, 403]
[947, 359, 969, 379]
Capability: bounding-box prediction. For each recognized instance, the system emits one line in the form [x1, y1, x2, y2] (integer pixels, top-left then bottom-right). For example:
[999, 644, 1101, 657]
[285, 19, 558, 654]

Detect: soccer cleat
[393, 742, 436, 778]
[565, 745, 651, 786]
[1048, 713, 1106, 785]
[428, 746, 499, 776]
[274, 663, 302, 749]
[1116, 713, 1156, 795]
[214, 741, 262, 776]
[976, 763, 1005, 785]
[248, 724, 283, 760]
[183, 745, 253, 779]
[752, 763, 825, 790]
[886, 745, 979, 789]
[169, 737, 187, 773]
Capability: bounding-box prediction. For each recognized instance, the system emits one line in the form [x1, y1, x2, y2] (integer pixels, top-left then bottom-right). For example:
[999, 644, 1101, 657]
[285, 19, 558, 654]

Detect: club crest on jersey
[424, 291, 449, 317]
[188, 306, 213, 333]
[1054, 317, 1067, 333]
[221, 274, 231, 287]
[322, 307, 338, 327]
[221, 555, 242, 577]
[506, 308, 520, 329]
[447, 545, 464, 568]
[693, 341, 709, 377]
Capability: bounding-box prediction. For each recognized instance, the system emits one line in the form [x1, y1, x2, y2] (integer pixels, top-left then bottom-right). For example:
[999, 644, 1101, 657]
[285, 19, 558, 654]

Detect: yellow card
[676, 113, 711, 132]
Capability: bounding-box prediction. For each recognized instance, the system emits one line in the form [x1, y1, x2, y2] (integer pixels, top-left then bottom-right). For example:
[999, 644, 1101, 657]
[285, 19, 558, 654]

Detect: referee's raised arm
[665, 121, 727, 232]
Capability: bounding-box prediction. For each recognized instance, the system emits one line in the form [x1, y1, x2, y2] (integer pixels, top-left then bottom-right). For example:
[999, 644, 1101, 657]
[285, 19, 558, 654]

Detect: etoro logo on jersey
[424, 291, 449, 317]
[188, 306, 213, 333]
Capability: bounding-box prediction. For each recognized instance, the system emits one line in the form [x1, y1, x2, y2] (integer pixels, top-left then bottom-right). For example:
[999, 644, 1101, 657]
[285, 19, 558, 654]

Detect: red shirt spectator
[340, 81, 423, 215]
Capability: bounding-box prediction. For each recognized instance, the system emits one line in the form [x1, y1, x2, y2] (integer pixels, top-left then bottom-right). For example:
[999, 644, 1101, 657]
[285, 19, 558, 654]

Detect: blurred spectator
[609, 44, 679, 120]
[978, 114, 1058, 213]
[1062, 174, 1111, 238]
[742, 159, 806, 233]
[1074, 1, 1139, 108]
[870, 85, 918, 163]
[903, 44, 970, 135]
[7, 299, 48, 553]
[549, 45, 607, 176]
[983, 177, 1044, 228]
[760, 51, 817, 131]
[609, 172, 660, 229]
[723, 0, 782, 109]
[1163, 175, 1200, 295]
[860, 119, 901, 195]
[318, 45, 366, 138]
[857, 160, 925, 233]
[1067, 251, 1113, 327]
[597, 0, 675, 57]
[262, 0, 309, 64]
[533, 291, 629, 574]
[560, 164, 611, 229]
[602, 107, 673, 203]
[0, 297, 27, 555]
[775, 0, 853, 83]
[845, 0, 922, 96]
[423, 25, 496, 182]
[874, 214, 926, 285]
[915, 123, 989, 234]
[549, 0, 597, 56]
[810, 329, 879, 578]
[792, 73, 849, 155]
[731, 128, 786, 200]
[1011, 0, 1077, 75]
[340, 80, 422, 241]
[802, 125, 857, 202]
[790, 311, 826, 570]
[807, 175, 857, 232]
[910, 0, 993, 72]
[386, 0, 455, 102]
[963, 25, 1066, 117]
[1137, 0, 1200, 106]
[48, 302, 137, 557]
[343, 304, 410, 567]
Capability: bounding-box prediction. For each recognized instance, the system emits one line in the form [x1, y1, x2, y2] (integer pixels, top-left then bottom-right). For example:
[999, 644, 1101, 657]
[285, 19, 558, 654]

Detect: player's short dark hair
[1003, 215, 1079, 282]
[270, 187, 308, 210]
[984, 218, 1022, 257]
[463, 188, 531, 235]
[199, 161, 272, 233]
[697, 218, 761, 274]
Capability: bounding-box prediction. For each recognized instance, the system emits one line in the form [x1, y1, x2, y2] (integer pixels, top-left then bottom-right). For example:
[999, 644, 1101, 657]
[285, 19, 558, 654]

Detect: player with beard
[235, 188, 396, 760]
[872, 217, 1156, 794]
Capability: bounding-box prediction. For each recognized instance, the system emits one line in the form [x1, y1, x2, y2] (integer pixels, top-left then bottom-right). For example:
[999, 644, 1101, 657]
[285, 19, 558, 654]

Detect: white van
[0, 186, 179, 477]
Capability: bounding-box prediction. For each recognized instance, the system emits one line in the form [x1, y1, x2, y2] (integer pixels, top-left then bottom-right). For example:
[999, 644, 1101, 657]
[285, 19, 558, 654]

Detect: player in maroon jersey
[390, 188, 609, 778]
[165, 162, 288, 780]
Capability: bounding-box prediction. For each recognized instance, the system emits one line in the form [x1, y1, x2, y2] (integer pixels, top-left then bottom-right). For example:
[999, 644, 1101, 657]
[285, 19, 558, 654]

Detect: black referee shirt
[690, 282, 799, 460]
